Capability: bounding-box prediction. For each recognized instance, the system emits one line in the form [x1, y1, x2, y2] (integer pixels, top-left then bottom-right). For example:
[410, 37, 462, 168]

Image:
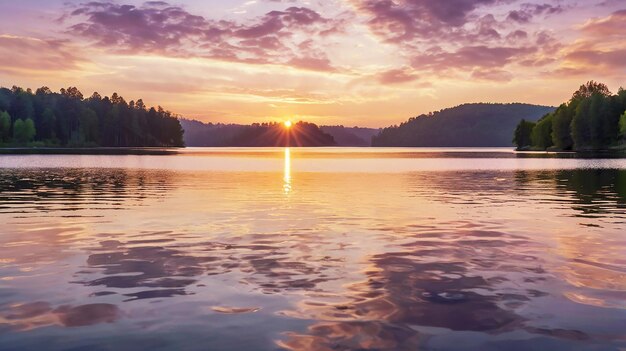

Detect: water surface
[0, 148, 625, 350]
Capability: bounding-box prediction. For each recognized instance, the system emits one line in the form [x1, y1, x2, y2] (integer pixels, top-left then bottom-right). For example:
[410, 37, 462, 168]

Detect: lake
[0, 148, 625, 351]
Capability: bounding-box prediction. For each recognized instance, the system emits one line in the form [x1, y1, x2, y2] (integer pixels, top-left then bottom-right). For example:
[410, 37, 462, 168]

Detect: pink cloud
[580, 9, 626, 37]
[554, 10, 626, 76]
[565, 49, 626, 70]
[288, 56, 335, 72]
[0, 36, 84, 75]
[377, 67, 419, 84]
[411, 46, 534, 71]
[350, 0, 503, 43]
[65, 2, 342, 71]
[471, 68, 514, 81]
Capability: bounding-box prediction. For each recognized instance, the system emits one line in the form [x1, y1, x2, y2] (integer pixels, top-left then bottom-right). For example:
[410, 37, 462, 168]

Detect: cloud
[376, 67, 419, 84]
[554, 9, 626, 76]
[288, 56, 336, 72]
[564, 48, 626, 73]
[0, 35, 85, 75]
[580, 9, 626, 37]
[65, 1, 342, 71]
[345, 0, 569, 80]
[411, 45, 534, 71]
[471, 68, 514, 81]
[508, 3, 564, 23]
[349, 0, 501, 43]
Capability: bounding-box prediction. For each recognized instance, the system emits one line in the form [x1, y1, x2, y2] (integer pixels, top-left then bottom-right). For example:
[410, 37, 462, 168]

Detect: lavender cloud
[66, 1, 341, 71]
[348, 0, 572, 80]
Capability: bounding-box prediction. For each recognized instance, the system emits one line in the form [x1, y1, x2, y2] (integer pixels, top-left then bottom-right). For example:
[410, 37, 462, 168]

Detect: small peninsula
[514, 81, 626, 151]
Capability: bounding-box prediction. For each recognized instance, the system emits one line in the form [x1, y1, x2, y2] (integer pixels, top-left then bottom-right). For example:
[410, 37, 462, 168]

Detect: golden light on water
[283, 148, 291, 194]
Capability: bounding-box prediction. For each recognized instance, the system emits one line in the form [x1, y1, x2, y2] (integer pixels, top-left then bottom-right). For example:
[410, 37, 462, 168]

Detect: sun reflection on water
[283, 147, 292, 194]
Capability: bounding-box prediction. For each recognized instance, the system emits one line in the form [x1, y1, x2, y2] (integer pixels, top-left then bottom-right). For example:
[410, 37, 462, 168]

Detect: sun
[284, 120, 293, 128]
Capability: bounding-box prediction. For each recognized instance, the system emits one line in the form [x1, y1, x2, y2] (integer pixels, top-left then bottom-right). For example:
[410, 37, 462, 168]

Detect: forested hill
[372, 103, 555, 147]
[180, 119, 336, 147]
[0, 86, 184, 147]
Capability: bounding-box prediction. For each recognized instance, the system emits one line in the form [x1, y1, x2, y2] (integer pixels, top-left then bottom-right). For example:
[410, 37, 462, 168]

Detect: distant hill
[372, 103, 555, 147]
[180, 119, 244, 147]
[180, 119, 336, 147]
[320, 126, 380, 146]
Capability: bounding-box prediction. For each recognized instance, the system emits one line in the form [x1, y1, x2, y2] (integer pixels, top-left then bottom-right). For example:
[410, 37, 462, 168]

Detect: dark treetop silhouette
[0, 86, 184, 147]
[514, 81, 626, 151]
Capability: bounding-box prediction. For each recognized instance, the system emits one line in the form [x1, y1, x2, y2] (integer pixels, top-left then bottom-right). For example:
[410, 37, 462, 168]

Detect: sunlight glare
[283, 148, 291, 194]
[284, 120, 293, 128]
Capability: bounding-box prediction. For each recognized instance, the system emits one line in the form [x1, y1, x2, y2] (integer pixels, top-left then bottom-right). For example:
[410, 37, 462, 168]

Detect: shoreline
[0, 146, 625, 158]
[0, 147, 182, 155]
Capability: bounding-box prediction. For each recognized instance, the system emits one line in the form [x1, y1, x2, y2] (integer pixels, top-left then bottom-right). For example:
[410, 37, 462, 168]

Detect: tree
[13, 118, 36, 144]
[35, 87, 53, 96]
[0, 84, 191, 148]
[61, 86, 84, 100]
[513, 119, 536, 149]
[39, 108, 56, 140]
[571, 98, 592, 149]
[79, 108, 99, 144]
[89, 92, 102, 101]
[588, 92, 614, 148]
[136, 99, 146, 111]
[551, 104, 574, 150]
[617, 88, 626, 111]
[619, 111, 626, 141]
[531, 114, 553, 150]
[571, 81, 611, 101]
[11, 89, 34, 121]
[0, 111, 11, 143]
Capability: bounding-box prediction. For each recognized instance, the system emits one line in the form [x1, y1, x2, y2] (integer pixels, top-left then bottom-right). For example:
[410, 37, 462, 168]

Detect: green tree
[531, 114, 554, 149]
[619, 111, 626, 140]
[572, 98, 593, 150]
[39, 108, 56, 140]
[588, 93, 614, 148]
[12, 89, 34, 120]
[571, 81, 612, 101]
[79, 108, 99, 144]
[13, 118, 36, 144]
[1, 85, 185, 148]
[513, 119, 536, 149]
[0, 111, 11, 143]
[551, 104, 575, 150]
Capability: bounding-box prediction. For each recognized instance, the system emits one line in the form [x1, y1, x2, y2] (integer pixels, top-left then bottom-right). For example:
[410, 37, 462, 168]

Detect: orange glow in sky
[0, 1, 624, 127]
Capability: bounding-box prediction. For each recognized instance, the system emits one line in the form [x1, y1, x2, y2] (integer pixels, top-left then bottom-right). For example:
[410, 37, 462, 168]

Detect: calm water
[0, 148, 625, 351]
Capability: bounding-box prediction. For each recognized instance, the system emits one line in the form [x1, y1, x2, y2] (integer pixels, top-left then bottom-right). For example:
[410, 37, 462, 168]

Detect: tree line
[0, 86, 184, 147]
[514, 81, 626, 151]
[179, 119, 336, 147]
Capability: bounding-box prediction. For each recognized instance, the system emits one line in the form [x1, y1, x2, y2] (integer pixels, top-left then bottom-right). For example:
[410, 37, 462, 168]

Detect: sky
[0, 0, 624, 127]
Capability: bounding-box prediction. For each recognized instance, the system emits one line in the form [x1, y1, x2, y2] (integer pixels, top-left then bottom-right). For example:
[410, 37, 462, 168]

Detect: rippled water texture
[1, 148, 625, 351]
